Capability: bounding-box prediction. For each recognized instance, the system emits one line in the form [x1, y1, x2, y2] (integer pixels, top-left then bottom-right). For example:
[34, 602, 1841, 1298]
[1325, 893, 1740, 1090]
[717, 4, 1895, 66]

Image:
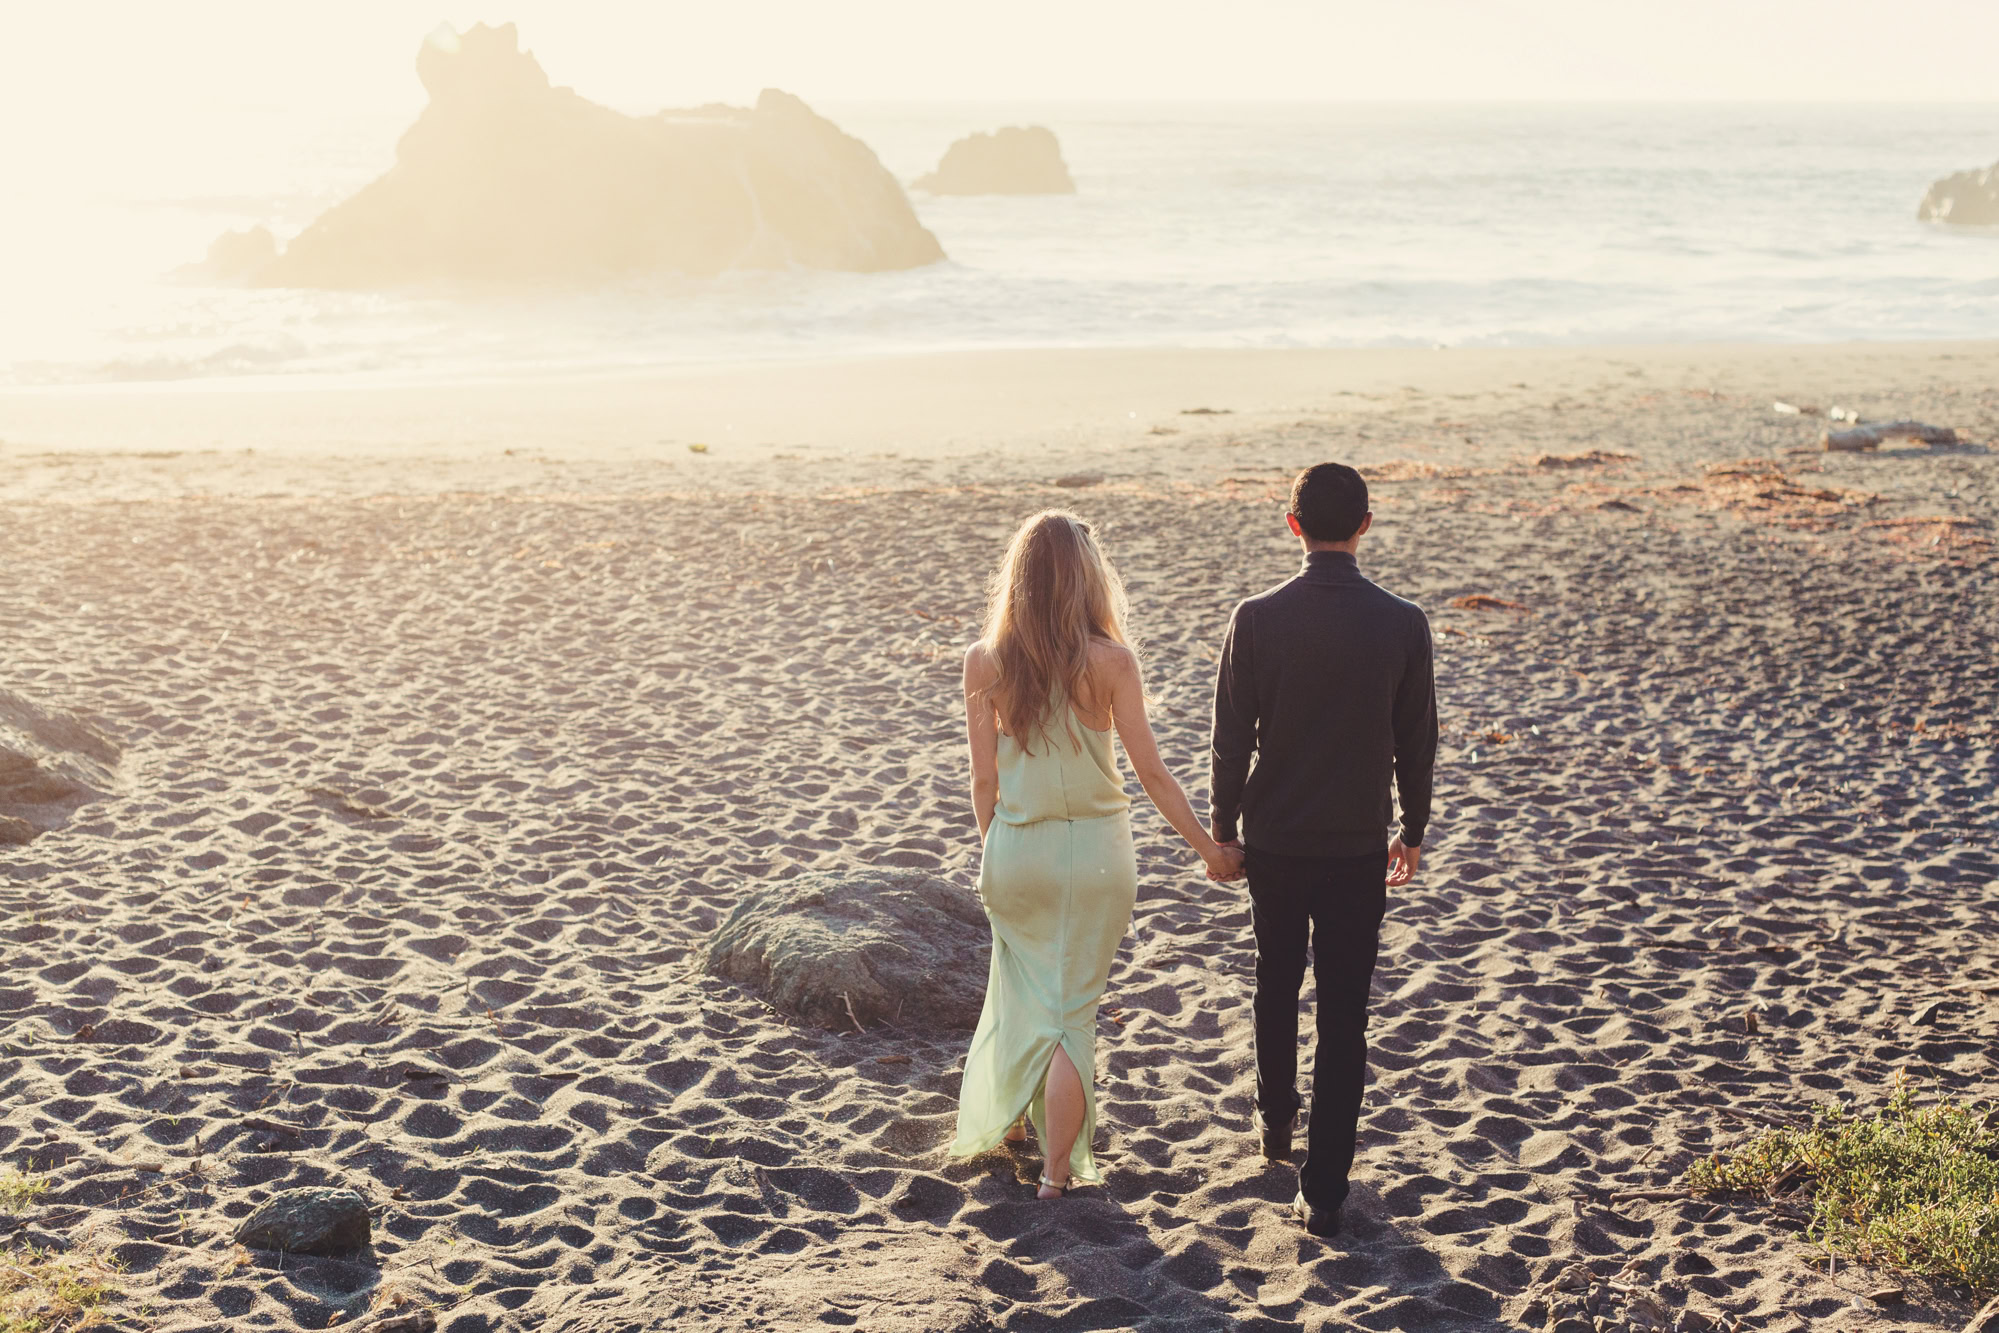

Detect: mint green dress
[950, 700, 1138, 1184]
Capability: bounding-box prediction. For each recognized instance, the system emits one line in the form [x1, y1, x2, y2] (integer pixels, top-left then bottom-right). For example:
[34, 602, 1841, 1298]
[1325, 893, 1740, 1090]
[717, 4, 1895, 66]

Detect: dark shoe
[1254, 1108, 1296, 1161]
[1292, 1191, 1342, 1238]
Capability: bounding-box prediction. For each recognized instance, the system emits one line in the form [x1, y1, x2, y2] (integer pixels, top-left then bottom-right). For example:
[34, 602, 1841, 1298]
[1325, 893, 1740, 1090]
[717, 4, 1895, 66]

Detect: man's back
[1209, 549, 1436, 859]
[1219, 462, 1438, 1234]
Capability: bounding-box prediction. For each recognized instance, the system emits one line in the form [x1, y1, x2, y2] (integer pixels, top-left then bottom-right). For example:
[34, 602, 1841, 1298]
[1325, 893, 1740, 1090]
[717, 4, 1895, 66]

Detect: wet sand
[2, 343, 1996, 1331]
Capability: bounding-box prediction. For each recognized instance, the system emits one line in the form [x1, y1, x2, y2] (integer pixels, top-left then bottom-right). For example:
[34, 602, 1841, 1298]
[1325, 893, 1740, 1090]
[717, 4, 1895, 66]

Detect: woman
[949, 510, 1242, 1198]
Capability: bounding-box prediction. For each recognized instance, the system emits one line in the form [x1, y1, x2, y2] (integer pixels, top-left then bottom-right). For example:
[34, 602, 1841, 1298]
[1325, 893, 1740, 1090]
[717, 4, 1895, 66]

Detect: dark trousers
[1246, 843, 1389, 1211]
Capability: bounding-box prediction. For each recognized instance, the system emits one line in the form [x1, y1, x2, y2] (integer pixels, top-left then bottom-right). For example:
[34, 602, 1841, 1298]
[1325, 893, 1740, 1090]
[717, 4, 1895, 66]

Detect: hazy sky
[6, 0, 1999, 118]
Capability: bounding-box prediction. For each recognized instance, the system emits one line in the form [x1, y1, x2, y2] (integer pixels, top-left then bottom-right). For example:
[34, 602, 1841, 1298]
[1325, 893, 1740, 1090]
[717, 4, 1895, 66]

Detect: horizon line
[796, 95, 1999, 107]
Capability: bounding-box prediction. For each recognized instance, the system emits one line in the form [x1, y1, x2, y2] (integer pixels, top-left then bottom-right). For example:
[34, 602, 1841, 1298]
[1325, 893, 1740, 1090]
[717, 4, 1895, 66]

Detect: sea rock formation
[703, 869, 991, 1030]
[178, 226, 278, 284]
[914, 126, 1076, 195]
[1917, 160, 1999, 226]
[210, 23, 941, 288]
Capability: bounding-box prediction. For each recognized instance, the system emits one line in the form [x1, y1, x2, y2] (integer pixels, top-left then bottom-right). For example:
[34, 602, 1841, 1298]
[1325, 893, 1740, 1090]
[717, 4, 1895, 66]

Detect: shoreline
[1, 341, 1996, 499]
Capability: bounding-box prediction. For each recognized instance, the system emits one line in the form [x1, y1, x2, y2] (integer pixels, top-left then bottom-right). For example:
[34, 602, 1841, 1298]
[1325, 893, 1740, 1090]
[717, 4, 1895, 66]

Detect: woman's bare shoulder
[1086, 637, 1139, 682]
[964, 640, 998, 681]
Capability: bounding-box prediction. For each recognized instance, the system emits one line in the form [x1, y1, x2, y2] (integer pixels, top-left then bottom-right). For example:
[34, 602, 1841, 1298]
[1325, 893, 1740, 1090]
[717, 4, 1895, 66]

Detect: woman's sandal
[1003, 1117, 1028, 1143]
[1036, 1172, 1070, 1199]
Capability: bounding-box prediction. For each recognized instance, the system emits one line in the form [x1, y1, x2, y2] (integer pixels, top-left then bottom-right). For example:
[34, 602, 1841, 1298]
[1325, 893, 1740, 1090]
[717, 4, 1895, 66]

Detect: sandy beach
[3, 341, 1997, 1331]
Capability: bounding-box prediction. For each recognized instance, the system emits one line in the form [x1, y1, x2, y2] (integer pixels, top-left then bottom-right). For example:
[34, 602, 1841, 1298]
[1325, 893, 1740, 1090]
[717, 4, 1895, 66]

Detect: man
[1210, 462, 1438, 1238]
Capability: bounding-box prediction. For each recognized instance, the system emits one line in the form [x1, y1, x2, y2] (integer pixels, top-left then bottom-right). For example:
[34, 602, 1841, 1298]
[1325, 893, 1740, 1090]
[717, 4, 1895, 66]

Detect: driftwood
[364, 1314, 439, 1333]
[1823, 421, 1958, 452]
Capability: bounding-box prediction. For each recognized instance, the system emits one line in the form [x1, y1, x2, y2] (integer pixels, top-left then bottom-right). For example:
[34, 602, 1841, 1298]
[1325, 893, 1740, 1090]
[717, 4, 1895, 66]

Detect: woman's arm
[963, 643, 1001, 839]
[1100, 645, 1242, 880]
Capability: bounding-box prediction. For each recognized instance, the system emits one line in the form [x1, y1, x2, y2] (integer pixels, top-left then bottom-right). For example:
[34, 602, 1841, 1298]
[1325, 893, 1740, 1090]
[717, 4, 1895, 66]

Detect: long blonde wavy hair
[978, 510, 1136, 751]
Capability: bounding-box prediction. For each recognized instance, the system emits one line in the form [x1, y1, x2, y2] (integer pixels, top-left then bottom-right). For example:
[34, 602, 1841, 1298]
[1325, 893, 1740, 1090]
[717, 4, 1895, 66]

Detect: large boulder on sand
[0, 752, 89, 844]
[233, 1187, 371, 1255]
[703, 869, 991, 1030]
[0, 689, 118, 844]
[1918, 160, 1999, 227]
[914, 126, 1076, 196]
[209, 22, 942, 288]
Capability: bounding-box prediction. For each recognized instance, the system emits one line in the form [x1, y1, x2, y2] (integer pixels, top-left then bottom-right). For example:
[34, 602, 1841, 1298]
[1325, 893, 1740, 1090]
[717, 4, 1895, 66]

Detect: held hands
[1386, 837, 1421, 886]
[1203, 838, 1246, 882]
[1200, 833, 1417, 884]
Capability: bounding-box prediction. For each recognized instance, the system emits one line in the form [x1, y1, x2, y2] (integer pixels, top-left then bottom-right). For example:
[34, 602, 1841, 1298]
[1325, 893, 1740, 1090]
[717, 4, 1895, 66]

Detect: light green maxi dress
[950, 699, 1138, 1184]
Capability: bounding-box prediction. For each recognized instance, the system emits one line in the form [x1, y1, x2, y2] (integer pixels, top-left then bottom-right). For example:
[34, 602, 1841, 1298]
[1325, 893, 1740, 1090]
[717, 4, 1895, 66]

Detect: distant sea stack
[1917, 160, 1999, 227]
[204, 22, 942, 288]
[913, 126, 1076, 196]
[182, 225, 278, 284]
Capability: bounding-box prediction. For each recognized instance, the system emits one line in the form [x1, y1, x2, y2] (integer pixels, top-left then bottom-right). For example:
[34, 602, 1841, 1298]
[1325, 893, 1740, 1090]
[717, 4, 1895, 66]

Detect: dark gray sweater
[1209, 550, 1437, 858]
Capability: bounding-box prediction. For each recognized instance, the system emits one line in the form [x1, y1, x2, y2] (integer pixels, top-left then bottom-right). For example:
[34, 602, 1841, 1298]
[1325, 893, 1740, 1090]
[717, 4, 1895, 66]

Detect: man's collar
[1299, 549, 1360, 581]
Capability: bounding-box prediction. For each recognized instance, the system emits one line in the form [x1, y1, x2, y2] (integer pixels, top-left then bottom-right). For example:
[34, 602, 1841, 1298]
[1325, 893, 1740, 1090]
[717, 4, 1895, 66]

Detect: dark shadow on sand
[949, 1140, 1520, 1332]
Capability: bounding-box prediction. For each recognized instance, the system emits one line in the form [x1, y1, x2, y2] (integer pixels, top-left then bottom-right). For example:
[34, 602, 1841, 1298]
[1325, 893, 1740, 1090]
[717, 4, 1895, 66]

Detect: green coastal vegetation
[1686, 1075, 1999, 1294]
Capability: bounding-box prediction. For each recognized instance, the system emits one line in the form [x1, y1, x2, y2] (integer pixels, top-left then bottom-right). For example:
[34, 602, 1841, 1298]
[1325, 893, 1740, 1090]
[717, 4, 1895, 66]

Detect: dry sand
[1, 343, 1996, 1332]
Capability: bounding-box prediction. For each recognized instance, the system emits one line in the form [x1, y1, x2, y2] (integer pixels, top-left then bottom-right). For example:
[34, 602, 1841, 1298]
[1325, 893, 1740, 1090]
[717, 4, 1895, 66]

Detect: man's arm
[1389, 608, 1438, 880]
[1209, 602, 1257, 843]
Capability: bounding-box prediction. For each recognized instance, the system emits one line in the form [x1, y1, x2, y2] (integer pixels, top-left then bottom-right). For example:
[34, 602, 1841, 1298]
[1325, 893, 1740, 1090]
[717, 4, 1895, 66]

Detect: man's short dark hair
[1289, 463, 1369, 542]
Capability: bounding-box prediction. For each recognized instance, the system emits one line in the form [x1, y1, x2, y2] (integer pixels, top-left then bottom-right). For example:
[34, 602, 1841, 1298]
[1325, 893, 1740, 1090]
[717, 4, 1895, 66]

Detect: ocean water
[3, 101, 1997, 388]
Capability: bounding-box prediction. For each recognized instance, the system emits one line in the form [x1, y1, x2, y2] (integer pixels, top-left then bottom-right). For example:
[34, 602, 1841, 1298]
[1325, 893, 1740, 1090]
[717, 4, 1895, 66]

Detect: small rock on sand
[1053, 473, 1104, 489]
[233, 1186, 372, 1255]
[704, 869, 990, 1030]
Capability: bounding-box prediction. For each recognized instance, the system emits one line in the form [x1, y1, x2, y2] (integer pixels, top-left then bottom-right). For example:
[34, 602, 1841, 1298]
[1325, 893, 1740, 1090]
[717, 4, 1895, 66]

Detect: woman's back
[993, 690, 1130, 826]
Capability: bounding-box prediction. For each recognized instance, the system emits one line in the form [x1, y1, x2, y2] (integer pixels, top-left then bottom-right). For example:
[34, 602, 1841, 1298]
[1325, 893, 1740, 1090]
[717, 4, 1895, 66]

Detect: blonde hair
[978, 510, 1136, 751]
